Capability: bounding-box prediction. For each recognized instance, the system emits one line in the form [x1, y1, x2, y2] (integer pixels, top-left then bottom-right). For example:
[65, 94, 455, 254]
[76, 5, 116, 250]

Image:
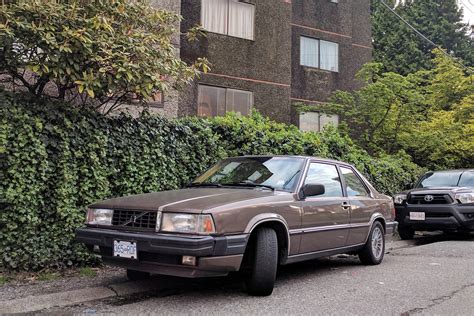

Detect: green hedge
[0, 92, 423, 271]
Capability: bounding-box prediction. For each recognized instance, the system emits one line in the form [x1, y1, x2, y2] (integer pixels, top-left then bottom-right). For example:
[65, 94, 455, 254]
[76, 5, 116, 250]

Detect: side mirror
[301, 184, 325, 198]
[404, 183, 414, 190]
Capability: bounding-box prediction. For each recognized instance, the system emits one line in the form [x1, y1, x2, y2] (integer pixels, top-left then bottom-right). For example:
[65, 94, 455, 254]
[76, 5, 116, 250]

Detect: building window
[300, 37, 339, 72]
[198, 85, 253, 117]
[148, 91, 164, 108]
[299, 111, 339, 132]
[201, 0, 255, 40]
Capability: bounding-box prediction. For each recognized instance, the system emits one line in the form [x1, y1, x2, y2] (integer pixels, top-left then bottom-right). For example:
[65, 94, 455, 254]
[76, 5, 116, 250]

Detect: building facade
[176, 0, 372, 130]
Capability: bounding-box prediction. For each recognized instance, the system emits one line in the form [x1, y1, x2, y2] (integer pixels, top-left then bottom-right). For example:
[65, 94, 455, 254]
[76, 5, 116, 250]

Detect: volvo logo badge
[424, 195, 434, 202]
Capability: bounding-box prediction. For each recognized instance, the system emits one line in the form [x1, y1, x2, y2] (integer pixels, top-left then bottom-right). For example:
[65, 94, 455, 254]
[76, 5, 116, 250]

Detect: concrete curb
[0, 279, 162, 314]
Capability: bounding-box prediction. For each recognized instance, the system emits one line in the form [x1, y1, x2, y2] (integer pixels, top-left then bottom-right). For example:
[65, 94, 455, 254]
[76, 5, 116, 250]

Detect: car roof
[234, 155, 354, 167]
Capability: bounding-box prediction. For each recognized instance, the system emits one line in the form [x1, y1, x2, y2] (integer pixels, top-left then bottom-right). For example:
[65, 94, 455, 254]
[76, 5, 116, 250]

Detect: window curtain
[226, 89, 253, 115]
[198, 85, 226, 117]
[228, 1, 255, 40]
[300, 37, 319, 68]
[320, 40, 339, 72]
[201, 0, 228, 35]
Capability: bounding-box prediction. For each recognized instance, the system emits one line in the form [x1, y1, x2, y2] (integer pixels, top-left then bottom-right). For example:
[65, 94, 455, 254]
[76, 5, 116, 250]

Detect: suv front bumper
[76, 227, 248, 278]
[395, 204, 474, 231]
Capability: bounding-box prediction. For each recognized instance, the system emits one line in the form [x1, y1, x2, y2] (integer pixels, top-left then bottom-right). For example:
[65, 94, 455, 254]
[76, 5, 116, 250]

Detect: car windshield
[416, 171, 474, 188]
[191, 157, 305, 192]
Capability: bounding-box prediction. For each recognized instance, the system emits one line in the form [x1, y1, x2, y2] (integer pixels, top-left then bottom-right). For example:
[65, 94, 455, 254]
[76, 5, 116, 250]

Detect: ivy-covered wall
[0, 92, 423, 271]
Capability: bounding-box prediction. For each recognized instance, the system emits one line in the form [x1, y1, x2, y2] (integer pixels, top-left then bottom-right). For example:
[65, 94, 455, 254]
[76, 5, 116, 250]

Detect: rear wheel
[359, 221, 385, 265]
[126, 269, 150, 281]
[245, 227, 278, 296]
[398, 225, 415, 240]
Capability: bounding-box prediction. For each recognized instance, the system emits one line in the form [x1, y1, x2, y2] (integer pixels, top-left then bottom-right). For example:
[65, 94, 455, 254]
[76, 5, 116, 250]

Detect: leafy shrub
[1, 92, 423, 271]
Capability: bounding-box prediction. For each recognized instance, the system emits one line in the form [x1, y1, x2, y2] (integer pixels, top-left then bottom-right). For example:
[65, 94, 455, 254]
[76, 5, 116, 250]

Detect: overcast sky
[459, 0, 474, 24]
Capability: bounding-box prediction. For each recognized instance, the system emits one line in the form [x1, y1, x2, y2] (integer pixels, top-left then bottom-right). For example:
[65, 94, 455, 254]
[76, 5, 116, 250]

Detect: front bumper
[395, 204, 474, 231]
[76, 227, 248, 278]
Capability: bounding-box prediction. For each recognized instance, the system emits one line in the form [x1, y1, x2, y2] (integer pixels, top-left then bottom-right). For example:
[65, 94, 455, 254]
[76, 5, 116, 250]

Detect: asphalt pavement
[38, 233, 474, 315]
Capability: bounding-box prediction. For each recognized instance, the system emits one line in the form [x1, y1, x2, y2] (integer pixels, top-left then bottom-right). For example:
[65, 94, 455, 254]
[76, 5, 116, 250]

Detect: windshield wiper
[186, 183, 222, 188]
[224, 182, 275, 191]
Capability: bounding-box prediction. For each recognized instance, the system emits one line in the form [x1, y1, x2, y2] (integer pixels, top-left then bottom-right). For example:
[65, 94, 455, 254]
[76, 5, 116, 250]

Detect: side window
[340, 167, 370, 197]
[304, 163, 343, 197]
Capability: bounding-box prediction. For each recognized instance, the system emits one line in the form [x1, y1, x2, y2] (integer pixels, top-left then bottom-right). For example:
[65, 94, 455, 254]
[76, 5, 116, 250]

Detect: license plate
[113, 240, 137, 259]
[410, 212, 425, 221]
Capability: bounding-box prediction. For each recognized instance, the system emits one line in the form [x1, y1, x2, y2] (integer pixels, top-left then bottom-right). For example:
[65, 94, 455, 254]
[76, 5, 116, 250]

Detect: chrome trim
[287, 243, 365, 259]
[289, 222, 370, 235]
[245, 213, 291, 257]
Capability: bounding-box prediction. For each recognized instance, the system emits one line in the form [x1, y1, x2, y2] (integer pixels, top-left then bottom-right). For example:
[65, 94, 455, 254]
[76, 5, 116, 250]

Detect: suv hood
[89, 188, 283, 213]
[403, 187, 473, 195]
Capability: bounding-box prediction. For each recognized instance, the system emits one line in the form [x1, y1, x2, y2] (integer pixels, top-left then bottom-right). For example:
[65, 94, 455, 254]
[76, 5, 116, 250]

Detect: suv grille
[111, 210, 157, 230]
[407, 194, 452, 205]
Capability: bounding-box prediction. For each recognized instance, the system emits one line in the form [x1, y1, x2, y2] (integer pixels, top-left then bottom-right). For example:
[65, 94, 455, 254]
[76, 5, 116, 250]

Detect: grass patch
[78, 267, 97, 278]
[0, 275, 8, 286]
[37, 271, 60, 282]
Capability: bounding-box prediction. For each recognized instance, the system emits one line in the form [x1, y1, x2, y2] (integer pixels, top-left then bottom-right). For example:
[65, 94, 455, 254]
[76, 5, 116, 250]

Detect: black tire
[126, 269, 150, 281]
[398, 225, 415, 240]
[245, 227, 278, 296]
[359, 221, 385, 265]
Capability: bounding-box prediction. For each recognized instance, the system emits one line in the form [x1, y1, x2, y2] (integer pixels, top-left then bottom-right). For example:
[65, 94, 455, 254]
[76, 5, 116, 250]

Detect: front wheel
[245, 227, 278, 296]
[359, 222, 385, 265]
[398, 225, 415, 240]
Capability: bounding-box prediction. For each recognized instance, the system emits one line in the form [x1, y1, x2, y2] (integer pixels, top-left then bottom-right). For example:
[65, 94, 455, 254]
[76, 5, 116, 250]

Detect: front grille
[407, 194, 452, 205]
[112, 210, 157, 230]
[425, 212, 453, 218]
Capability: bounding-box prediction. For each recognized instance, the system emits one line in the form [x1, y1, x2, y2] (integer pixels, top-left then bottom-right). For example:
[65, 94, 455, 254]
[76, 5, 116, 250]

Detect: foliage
[317, 49, 473, 170]
[1, 91, 422, 271]
[0, 0, 208, 111]
[371, 0, 473, 74]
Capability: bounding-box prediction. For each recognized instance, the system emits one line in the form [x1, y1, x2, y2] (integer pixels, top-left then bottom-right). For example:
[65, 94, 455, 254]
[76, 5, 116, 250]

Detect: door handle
[341, 202, 351, 210]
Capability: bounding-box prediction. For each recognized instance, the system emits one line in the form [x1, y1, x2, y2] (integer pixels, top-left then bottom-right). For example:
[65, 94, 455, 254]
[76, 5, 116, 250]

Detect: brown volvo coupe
[76, 156, 397, 296]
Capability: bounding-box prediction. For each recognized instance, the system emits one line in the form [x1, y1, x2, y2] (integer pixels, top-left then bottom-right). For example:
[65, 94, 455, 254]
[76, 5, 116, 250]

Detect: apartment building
[173, 0, 372, 131]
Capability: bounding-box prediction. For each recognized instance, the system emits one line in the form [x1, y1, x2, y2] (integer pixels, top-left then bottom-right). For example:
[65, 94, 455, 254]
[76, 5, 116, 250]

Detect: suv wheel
[126, 269, 150, 281]
[398, 225, 415, 240]
[359, 221, 385, 265]
[245, 227, 278, 296]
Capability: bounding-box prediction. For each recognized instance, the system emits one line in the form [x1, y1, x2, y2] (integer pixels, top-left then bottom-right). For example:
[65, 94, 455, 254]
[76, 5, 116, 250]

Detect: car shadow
[410, 231, 474, 246]
[108, 255, 364, 305]
[109, 233, 474, 304]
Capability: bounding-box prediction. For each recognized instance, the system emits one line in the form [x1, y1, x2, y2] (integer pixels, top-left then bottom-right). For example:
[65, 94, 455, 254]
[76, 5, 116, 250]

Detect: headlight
[86, 208, 113, 225]
[455, 192, 474, 204]
[393, 194, 407, 205]
[161, 213, 215, 234]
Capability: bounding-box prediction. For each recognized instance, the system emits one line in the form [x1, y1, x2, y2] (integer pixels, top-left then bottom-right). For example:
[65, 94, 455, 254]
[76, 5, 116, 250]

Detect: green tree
[0, 0, 209, 111]
[371, 0, 473, 74]
[326, 62, 426, 155]
[324, 49, 473, 169]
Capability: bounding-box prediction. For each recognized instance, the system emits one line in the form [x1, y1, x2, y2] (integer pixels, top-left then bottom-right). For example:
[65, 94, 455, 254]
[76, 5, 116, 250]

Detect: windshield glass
[416, 171, 474, 188]
[192, 157, 305, 191]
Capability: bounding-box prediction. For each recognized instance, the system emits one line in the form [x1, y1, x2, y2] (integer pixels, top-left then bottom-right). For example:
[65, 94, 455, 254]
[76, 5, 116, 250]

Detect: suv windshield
[191, 157, 305, 192]
[416, 171, 474, 188]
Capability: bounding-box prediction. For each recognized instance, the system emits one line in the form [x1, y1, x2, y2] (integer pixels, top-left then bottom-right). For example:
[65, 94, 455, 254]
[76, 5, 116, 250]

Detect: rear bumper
[386, 221, 398, 235]
[395, 204, 474, 231]
[76, 227, 248, 277]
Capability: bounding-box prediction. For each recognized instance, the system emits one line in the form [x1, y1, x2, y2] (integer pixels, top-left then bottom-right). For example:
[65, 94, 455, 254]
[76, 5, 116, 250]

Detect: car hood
[402, 187, 473, 195]
[89, 188, 284, 213]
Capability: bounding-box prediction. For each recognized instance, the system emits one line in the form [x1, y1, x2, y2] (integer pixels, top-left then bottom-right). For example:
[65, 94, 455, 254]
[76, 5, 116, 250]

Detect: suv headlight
[86, 208, 113, 225]
[455, 192, 474, 204]
[393, 194, 407, 205]
[161, 213, 215, 234]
